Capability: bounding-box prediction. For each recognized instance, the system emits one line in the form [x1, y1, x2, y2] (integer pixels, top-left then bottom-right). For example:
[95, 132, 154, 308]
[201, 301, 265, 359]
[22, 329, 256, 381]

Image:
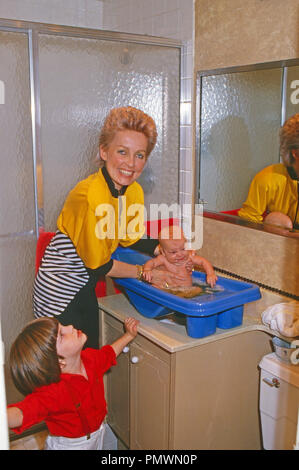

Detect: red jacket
[8, 346, 116, 438]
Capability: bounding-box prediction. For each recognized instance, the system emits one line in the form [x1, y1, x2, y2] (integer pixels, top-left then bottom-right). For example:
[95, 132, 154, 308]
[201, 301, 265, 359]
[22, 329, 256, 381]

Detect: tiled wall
[101, 0, 195, 210]
[102, 0, 192, 41]
[0, 0, 104, 29]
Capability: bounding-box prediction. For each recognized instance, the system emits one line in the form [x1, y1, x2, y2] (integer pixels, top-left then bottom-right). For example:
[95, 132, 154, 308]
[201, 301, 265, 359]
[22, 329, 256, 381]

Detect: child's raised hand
[111, 318, 139, 357]
[124, 317, 139, 338]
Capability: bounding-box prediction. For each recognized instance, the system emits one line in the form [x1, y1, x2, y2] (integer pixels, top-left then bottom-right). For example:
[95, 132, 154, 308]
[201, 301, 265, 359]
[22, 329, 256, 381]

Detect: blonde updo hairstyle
[279, 113, 299, 166]
[99, 106, 157, 157]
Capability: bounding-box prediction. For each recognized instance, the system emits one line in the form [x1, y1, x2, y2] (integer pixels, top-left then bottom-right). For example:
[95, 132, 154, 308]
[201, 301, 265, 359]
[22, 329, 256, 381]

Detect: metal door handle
[263, 377, 280, 388]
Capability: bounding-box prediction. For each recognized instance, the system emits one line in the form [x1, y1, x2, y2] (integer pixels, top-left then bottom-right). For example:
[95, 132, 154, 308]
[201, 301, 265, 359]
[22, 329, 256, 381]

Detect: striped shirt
[33, 231, 90, 318]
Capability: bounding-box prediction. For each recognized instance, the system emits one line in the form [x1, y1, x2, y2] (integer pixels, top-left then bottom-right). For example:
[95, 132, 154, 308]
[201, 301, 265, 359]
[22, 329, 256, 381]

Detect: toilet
[259, 353, 299, 450]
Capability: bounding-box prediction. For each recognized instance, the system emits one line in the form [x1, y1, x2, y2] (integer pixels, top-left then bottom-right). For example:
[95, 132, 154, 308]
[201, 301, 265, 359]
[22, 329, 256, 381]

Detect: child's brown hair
[10, 317, 61, 396]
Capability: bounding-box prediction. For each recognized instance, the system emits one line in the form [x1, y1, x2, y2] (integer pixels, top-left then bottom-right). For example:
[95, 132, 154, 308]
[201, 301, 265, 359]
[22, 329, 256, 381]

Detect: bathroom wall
[194, 0, 299, 71]
[199, 217, 299, 298]
[0, 0, 104, 29]
[101, 0, 195, 209]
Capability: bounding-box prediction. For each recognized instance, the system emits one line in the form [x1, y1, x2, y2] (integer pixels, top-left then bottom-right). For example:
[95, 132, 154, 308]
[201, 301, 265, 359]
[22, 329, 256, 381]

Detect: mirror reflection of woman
[33, 107, 184, 348]
[238, 113, 299, 238]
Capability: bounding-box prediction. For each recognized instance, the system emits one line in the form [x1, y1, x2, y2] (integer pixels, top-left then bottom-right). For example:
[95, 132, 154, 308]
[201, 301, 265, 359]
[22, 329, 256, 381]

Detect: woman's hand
[149, 268, 189, 288]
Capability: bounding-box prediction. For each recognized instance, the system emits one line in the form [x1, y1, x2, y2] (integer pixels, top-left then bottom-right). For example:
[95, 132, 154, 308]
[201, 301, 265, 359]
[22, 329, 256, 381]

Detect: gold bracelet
[136, 264, 144, 281]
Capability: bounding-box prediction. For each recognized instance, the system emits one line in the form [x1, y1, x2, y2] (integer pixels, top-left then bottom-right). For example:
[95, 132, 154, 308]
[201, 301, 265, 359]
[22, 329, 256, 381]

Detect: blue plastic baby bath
[111, 247, 261, 338]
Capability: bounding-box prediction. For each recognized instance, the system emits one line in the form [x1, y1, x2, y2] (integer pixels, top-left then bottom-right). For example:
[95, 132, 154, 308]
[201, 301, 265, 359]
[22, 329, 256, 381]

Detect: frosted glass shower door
[0, 30, 36, 404]
[199, 68, 282, 212]
[0, 32, 35, 235]
[38, 35, 180, 230]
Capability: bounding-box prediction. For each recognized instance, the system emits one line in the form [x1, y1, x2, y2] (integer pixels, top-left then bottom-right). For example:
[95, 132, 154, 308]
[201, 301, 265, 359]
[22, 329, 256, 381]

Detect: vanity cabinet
[129, 341, 170, 449]
[102, 312, 170, 449]
[103, 314, 130, 445]
[99, 294, 276, 450]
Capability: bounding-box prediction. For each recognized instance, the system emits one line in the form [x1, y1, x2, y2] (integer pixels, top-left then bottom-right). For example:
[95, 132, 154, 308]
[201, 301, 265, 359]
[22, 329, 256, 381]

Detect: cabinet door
[130, 342, 170, 450]
[104, 316, 130, 447]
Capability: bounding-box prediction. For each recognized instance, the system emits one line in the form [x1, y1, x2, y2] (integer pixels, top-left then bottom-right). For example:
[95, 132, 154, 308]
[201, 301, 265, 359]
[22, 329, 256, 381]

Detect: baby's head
[10, 317, 61, 396]
[158, 225, 188, 264]
[263, 212, 293, 230]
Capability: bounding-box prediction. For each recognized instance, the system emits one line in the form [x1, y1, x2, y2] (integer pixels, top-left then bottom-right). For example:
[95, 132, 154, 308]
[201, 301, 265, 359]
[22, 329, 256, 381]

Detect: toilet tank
[259, 353, 299, 450]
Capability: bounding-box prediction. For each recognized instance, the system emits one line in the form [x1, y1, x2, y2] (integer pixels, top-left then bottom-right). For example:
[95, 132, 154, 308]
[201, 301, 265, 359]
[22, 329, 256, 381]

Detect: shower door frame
[0, 17, 182, 237]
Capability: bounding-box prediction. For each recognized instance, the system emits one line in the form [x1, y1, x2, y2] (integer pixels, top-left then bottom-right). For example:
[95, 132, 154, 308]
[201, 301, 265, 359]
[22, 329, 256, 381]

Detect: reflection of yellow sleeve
[238, 175, 268, 223]
[57, 170, 145, 269]
[238, 163, 298, 224]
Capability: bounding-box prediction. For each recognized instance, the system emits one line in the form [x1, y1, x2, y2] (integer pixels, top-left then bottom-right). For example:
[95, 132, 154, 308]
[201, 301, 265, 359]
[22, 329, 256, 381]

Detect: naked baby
[142, 225, 217, 289]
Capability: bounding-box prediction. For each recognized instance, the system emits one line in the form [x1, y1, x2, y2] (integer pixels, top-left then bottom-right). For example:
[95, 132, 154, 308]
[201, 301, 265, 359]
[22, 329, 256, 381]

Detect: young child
[143, 225, 217, 288]
[7, 316, 139, 450]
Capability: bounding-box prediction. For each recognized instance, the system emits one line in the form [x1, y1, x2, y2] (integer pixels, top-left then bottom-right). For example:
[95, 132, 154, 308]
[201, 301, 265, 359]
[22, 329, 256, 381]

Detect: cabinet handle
[122, 346, 129, 353]
[263, 377, 280, 388]
[131, 356, 139, 364]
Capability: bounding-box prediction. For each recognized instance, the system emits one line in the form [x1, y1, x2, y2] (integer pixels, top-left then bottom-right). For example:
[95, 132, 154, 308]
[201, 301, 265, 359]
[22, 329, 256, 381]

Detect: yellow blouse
[238, 163, 299, 225]
[57, 168, 145, 269]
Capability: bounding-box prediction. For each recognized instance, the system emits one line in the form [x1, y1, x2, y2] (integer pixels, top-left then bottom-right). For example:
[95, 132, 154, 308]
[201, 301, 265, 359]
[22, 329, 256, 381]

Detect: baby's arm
[191, 254, 218, 287]
[143, 255, 166, 283]
[110, 317, 139, 357]
[142, 258, 155, 282]
[7, 406, 23, 428]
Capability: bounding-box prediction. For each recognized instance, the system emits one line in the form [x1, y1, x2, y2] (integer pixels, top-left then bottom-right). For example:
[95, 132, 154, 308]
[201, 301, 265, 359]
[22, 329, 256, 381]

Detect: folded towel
[262, 302, 299, 337]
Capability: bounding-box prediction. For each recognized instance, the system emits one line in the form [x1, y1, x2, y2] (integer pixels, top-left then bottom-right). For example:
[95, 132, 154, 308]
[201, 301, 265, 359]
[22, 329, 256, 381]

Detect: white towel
[262, 302, 299, 337]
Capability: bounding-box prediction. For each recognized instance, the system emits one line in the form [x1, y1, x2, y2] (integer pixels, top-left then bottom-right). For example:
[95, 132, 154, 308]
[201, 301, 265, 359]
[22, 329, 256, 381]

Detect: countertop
[98, 288, 294, 353]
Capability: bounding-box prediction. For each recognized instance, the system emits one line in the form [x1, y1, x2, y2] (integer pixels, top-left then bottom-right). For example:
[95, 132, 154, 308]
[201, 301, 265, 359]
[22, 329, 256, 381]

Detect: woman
[238, 113, 299, 235]
[33, 106, 181, 348]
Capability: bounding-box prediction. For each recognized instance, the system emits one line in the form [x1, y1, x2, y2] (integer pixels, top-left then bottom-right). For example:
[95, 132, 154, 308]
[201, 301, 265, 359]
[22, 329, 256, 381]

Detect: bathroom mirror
[196, 59, 299, 236]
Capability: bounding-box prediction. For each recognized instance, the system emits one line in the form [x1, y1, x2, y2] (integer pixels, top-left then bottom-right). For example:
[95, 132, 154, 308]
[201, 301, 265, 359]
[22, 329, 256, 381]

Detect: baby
[143, 225, 217, 288]
[263, 211, 293, 230]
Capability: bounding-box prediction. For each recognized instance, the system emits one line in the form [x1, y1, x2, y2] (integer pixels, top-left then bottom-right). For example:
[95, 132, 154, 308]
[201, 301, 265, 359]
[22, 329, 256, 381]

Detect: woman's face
[100, 130, 148, 190]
